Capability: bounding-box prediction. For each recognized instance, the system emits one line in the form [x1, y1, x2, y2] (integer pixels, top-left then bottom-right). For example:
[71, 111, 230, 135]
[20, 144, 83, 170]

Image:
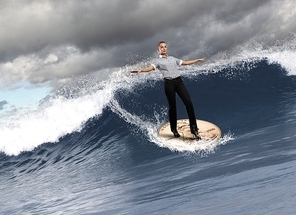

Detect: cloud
[0, 100, 8, 110]
[0, 0, 295, 90]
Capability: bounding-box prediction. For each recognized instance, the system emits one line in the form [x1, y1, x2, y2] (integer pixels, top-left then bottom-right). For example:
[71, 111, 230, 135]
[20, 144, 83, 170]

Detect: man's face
[158, 43, 167, 55]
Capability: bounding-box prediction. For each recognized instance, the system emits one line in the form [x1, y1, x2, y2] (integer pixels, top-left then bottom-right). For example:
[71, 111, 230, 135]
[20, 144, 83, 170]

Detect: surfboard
[157, 119, 221, 142]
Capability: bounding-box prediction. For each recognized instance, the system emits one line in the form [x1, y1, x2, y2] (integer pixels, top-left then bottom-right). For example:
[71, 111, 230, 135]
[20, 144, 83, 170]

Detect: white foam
[265, 50, 296, 75]
[0, 87, 112, 156]
[146, 125, 234, 156]
[183, 36, 296, 77]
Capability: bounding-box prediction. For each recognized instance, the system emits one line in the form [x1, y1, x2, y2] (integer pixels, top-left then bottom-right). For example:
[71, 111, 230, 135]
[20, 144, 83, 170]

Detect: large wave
[1, 37, 295, 156]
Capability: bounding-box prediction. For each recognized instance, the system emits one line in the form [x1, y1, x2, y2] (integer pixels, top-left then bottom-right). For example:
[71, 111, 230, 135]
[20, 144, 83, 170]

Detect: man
[131, 41, 205, 139]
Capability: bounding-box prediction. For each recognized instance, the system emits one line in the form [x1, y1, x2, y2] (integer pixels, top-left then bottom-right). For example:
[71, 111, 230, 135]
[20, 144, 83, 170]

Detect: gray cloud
[0, 100, 8, 110]
[0, 0, 295, 89]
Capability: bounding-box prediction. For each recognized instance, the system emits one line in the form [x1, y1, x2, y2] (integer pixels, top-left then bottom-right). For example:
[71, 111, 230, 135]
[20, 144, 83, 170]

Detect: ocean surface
[1, 40, 296, 214]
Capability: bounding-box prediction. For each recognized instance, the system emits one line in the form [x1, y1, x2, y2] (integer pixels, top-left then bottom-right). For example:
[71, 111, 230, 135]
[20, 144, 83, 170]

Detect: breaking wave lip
[1, 38, 295, 156]
[0, 89, 112, 156]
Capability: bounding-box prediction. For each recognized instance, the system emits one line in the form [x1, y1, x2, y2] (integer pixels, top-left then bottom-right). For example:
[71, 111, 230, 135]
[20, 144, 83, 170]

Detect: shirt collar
[159, 54, 168, 58]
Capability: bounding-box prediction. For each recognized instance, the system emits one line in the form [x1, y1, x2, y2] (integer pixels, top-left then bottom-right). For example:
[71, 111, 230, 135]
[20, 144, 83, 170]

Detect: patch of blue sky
[0, 86, 51, 112]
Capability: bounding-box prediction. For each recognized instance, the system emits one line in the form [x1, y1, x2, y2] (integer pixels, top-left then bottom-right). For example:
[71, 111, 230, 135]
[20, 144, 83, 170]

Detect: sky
[0, 0, 296, 111]
[0, 85, 49, 111]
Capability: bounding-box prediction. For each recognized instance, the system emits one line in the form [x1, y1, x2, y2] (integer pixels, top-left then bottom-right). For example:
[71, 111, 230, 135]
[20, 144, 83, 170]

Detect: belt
[164, 76, 181, 80]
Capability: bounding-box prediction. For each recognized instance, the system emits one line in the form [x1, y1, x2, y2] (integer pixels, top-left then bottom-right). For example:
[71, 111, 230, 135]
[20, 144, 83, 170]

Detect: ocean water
[1, 40, 296, 214]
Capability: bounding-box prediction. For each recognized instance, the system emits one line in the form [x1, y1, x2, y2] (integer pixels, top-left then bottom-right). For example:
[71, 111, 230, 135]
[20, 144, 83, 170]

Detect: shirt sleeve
[175, 57, 182, 66]
[151, 63, 156, 70]
[151, 59, 158, 70]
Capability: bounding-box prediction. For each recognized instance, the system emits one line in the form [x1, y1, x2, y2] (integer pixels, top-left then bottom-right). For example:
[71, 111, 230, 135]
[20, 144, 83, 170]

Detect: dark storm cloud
[0, 0, 276, 58]
[0, 0, 208, 58]
[214, 0, 271, 24]
[0, 0, 295, 88]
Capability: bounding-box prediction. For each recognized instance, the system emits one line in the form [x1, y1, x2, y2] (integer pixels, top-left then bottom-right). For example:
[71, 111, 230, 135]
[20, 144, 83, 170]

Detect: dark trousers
[164, 77, 198, 133]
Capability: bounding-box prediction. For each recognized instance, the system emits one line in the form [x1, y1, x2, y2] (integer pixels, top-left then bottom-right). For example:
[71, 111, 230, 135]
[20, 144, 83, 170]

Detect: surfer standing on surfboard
[131, 41, 205, 140]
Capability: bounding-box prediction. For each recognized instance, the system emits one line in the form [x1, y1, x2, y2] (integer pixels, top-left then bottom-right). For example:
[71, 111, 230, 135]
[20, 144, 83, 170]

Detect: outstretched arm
[131, 65, 155, 74]
[181, 57, 206, 66]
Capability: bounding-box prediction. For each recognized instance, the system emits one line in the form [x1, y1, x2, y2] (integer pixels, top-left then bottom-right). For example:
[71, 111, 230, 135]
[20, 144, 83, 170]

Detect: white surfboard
[158, 119, 221, 142]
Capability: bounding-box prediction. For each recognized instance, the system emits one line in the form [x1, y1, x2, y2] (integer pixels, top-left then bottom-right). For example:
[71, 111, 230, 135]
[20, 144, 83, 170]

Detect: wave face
[1, 41, 296, 214]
